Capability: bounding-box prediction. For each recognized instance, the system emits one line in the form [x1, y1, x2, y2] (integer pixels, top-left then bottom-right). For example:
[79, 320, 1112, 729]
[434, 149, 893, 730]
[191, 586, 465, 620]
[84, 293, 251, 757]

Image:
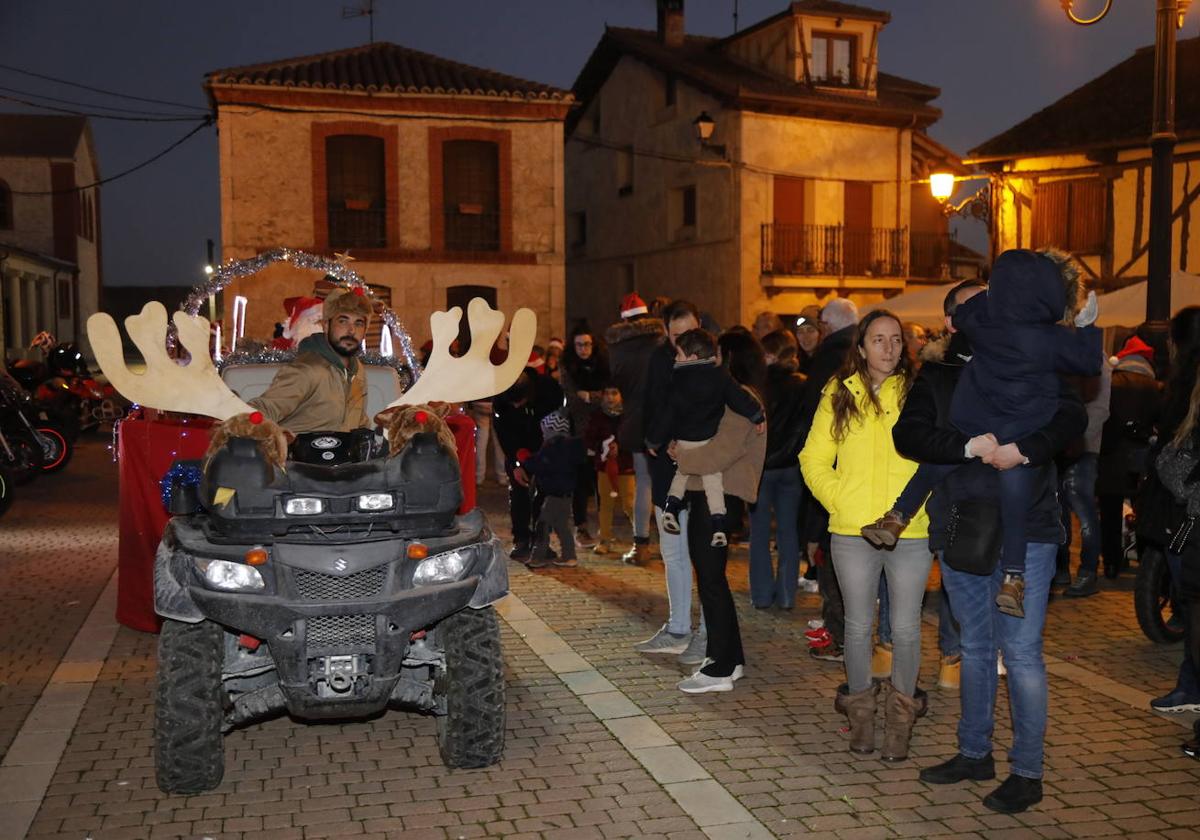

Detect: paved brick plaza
[2, 437, 1200, 839]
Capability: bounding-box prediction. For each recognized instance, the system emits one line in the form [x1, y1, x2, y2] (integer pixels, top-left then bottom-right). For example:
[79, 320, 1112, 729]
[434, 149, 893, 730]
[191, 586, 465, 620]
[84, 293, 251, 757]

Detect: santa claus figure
[272, 296, 324, 350]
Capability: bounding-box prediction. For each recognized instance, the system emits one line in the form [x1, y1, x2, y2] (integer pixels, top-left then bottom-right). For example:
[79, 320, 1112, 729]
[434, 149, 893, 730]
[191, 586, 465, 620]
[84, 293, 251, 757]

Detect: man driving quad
[248, 287, 372, 433]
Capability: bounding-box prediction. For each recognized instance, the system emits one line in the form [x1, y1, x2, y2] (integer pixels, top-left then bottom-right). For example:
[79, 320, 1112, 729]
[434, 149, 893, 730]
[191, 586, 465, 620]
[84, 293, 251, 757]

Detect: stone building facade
[565, 0, 963, 331]
[0, 115, 102, 361]
[205, 43, 572, 350]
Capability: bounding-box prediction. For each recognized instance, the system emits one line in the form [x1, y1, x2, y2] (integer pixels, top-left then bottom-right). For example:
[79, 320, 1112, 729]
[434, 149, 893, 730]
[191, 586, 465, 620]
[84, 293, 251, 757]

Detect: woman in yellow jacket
[799, 308, 930, 761]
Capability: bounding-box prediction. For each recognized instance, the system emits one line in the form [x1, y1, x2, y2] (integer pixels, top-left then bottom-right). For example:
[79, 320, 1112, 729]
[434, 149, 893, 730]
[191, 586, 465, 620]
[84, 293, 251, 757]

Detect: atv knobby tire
[436, 606, 505, 768]
[155, 619, 226, 794]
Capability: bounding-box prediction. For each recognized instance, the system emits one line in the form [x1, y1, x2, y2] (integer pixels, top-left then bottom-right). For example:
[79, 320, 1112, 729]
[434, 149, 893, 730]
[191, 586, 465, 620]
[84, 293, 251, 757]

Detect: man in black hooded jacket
[893, 278, 1086, 815]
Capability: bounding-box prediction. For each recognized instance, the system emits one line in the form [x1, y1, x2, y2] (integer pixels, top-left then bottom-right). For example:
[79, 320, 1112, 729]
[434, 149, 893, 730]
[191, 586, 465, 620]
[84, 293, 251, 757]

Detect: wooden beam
[1102, 175, 1115, 282]
[1114, 175, 1200, 277]
[1131, 164, 1146, 269]
[1183, 161, 1193, 274]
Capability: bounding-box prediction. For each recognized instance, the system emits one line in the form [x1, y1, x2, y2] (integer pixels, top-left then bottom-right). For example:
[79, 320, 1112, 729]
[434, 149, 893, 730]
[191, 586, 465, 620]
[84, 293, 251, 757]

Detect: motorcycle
[0, 372, 74, 473]
[8, 332, 126, 433]
[0, 461, 12, 519]
[0, 422, 43, 485]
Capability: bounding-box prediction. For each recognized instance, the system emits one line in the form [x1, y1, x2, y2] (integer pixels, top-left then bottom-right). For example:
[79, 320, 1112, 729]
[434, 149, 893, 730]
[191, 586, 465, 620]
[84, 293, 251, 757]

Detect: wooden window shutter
[1033, 181, 1069, 249]
[1069, 180, 1105, 253]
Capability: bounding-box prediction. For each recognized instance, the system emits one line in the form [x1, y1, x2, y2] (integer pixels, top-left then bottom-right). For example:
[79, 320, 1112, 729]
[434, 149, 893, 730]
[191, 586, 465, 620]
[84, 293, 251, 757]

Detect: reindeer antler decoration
[87, 298, 537, 421]
[387, 297, 536, 408]
[88, 302, 253, 420]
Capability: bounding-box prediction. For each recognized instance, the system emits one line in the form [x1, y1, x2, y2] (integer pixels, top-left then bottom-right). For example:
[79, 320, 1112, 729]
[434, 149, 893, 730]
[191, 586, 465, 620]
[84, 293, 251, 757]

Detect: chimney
[657, 0, 685, 48]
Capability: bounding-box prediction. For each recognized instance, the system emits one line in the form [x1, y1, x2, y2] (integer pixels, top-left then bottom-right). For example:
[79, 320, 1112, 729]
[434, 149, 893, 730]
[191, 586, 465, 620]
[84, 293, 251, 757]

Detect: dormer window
[811, 33, 857, 87]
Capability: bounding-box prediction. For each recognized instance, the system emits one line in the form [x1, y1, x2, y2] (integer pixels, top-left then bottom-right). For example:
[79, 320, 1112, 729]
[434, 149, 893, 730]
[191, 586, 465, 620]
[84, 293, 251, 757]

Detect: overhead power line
[9, 118, 214, 196]
[0, 61, 209, 113]
[0, 92, 210, 122]
[0, 84, 202, 118]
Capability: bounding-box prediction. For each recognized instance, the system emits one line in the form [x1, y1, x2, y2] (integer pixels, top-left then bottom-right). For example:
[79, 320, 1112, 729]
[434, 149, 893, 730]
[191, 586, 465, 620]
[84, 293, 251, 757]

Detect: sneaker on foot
[677, 632, 708, 665]
[527, 556, 552, 569]
[807, 618, 825, 630]
[553, 556, 579, 567]
[634, 624, 691, 654]
[809, 640, 844, 662]
[1064, 572, 1099, 598]
[919, 752, 996, 785]
[509, 542, 531, 561]
[1150, 687, 1200, 713]
[694, 658, 744, 680]
[677, 671, 734, 693]
[996, 573, 1026, 618]
[797, 578, 820, 593]
[575, 526, 597, 549]
[592, 540, 611, 555]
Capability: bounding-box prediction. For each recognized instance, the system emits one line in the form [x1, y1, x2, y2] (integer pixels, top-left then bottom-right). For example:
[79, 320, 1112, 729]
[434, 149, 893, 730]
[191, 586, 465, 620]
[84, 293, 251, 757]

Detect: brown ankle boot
[839, 685, 878, 754]
[996, 574, 1026, 618]
[621, 541, 650, 566]
[881, 683, 921, 762]
[860, 511, 908, 548]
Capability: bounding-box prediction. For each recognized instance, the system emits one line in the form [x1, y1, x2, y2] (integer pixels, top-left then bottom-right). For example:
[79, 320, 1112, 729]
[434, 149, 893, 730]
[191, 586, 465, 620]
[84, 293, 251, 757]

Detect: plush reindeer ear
[424, 401, 453, 419]
[387, 297, 536, 408]
[373, 406, 402, 429]
[87, 301, 254, 420]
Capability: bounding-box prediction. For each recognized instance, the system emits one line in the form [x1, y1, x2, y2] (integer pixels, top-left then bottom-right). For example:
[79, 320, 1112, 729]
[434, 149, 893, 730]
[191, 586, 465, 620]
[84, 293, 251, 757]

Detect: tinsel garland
[218, 346, 413, 389]
[160, 461, 203, 511]
[182, 247, 423, 377]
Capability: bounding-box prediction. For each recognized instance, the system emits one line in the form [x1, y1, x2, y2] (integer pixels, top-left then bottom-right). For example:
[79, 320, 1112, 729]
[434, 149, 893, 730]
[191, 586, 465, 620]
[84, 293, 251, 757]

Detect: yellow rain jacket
[799, 372, 929, 539]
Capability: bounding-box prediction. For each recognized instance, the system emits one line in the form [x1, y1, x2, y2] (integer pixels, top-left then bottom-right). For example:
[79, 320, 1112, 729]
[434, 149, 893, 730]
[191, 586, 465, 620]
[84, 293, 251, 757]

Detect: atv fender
[155, 527, 204, 623]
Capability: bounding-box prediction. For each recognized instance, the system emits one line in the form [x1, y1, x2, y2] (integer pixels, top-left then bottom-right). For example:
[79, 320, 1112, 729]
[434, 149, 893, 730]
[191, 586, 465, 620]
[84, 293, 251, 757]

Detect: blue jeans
[633, 452, 653, 540]
[1058, 454, 1101, 575]
[748, 466, 802, 608]
[941, 542, 1056, 779]
[656, 506, 707, 637]
[877, 569, 960, 658]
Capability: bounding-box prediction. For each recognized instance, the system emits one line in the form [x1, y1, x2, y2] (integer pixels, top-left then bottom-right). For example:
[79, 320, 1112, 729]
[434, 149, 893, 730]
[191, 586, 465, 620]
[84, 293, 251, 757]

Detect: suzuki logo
[334, 558, 347, 572]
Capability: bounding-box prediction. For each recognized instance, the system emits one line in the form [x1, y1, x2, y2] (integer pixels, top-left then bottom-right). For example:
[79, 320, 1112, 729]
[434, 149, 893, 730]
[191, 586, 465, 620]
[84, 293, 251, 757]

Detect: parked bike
[7, 332, 126, 433]
[0, 372, 74, 473]
[0, 461, 13, 519]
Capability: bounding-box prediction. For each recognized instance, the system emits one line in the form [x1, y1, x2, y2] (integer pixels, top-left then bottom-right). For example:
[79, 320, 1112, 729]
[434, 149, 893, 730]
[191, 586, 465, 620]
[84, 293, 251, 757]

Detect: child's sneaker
[553, 556, 579, 568]
[661, 496, 684, 534]
[861, 510, 908, 548]
[710, 514, 728, 548]
[996, 573, 1026, 618]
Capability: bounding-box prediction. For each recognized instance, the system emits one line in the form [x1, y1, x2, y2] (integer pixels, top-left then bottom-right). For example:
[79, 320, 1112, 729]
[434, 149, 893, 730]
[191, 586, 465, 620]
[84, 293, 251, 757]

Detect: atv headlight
[285, 497, 324, 515]
[197, 559, 265, 591]
[357, 492, 394, 511]
[413, 549, 469, 586]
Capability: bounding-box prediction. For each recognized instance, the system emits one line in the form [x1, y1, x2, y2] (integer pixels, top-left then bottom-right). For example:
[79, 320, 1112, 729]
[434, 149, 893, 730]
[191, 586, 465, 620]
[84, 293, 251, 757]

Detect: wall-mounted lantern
[692, 111, 727, 158]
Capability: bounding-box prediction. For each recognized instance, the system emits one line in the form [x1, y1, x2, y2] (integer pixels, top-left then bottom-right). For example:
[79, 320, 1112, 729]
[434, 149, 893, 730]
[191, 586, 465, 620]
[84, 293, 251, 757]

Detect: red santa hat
[527, 349, 545, 371]
[1116, 334, 1155, 361]
[621, 292, 649, 319]
[281, 296, 324, 341]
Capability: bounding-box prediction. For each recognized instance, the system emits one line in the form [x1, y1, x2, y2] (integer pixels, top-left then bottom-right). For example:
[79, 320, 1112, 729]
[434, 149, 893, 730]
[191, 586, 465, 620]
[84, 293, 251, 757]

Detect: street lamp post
[1062, 0, 1192, 337]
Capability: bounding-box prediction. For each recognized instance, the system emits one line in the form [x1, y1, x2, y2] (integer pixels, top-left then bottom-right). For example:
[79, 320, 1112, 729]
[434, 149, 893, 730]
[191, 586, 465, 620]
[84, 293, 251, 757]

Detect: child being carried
[861, 249, 1102, 618]
[646, 328, 765, 547]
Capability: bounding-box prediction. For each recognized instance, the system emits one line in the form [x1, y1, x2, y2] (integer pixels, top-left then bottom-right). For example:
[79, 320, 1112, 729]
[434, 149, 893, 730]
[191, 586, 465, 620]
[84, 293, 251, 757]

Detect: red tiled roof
[0, 114, 86, 158]
[569, 27, 940, 134]
[969, 36, 1200, 161]
[206, 42, 570, 102]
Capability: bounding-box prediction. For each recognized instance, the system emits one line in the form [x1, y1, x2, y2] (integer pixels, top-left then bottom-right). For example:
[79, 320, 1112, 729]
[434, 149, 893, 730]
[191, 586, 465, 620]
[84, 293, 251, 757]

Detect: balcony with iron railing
[760, 224, 953, 281]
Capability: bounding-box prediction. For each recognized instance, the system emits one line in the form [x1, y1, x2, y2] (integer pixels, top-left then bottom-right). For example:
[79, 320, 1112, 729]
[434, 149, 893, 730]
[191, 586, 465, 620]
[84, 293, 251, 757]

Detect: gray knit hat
[539, 410, 571, 440]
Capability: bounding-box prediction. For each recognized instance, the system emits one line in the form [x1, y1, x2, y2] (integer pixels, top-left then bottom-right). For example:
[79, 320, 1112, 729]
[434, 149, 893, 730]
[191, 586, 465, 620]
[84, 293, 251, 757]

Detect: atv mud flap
[189, 579, 476, 719]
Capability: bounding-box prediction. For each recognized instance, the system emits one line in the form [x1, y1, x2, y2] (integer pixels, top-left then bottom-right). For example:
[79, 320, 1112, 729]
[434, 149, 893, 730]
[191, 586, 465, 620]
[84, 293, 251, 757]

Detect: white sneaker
[677, 671, 734, 693]
[807, 618, 825, 630]
[797, 579, 820, 593]
[634, 624, 691, 654]
[695, 658, 744, 680]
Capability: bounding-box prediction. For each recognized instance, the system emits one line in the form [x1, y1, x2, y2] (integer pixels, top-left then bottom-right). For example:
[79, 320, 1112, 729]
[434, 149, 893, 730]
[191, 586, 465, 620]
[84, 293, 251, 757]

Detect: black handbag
[941, 497, 1003, 575]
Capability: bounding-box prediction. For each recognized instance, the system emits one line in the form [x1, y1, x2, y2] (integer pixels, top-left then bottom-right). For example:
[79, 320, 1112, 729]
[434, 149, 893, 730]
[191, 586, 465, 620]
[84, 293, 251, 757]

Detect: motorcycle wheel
[34, 425, 72, 472]
[0, 431, 44, 484]
[1135, 546, 1185, 644]
[0, 463, 13, 518]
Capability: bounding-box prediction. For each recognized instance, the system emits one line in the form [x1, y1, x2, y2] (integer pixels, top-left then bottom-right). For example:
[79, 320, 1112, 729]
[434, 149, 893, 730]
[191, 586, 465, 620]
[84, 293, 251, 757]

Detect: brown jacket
[674, 403, 767, 505]
[249, 336, 368, 434]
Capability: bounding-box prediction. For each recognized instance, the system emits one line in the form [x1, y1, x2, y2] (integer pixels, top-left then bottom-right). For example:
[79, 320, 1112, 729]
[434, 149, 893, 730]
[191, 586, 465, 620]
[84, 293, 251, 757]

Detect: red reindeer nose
[249, 411, 264, 425]
[353, 286, 365, 296]
[414, 410, 429, 424]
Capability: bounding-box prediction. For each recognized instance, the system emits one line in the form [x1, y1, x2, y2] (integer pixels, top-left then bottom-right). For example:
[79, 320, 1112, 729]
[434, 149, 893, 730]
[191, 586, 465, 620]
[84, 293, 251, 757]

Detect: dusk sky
[2, 0, 1195, 289]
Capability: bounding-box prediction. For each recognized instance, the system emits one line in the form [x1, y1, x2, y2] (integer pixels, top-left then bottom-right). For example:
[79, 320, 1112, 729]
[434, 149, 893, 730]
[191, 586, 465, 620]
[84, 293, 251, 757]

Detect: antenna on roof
[733, 0, 739, 33]
[341, 0, 377, 44]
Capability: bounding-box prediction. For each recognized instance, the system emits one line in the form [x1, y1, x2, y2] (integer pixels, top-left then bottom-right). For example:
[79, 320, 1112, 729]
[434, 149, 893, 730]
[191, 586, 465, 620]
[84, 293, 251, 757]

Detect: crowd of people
[458, 249, 1200, 816]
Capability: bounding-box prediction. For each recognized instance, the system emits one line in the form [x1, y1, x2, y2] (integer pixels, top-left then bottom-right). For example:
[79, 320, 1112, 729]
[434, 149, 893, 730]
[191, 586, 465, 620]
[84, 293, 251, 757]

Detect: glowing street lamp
[929, 172, 956, 203]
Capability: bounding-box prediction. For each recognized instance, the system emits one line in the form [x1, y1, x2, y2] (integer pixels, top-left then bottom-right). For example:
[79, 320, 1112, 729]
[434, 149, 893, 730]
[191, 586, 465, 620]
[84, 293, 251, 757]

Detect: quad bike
[153, 428, 508, 794]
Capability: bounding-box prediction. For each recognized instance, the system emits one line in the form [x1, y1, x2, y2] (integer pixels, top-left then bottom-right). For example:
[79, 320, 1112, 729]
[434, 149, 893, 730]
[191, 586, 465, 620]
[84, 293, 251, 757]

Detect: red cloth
[117, 410, 213, 633]
[117, 411, 478, 634]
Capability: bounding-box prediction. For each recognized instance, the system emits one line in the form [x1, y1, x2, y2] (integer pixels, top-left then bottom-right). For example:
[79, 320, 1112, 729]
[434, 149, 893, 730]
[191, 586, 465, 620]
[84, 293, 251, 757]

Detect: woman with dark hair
[749, 329, 808, 609]
[1142, 307, 1200, 723]
[560, 322, 611, 546]
[800, 309, 928, 761]
[717, 327, 768, 542]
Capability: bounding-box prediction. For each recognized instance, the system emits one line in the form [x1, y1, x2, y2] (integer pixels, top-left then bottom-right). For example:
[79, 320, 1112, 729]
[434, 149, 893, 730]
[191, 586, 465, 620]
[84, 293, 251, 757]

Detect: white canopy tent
[863, 281, 960, 328]
[1096, 271, 1200, 327]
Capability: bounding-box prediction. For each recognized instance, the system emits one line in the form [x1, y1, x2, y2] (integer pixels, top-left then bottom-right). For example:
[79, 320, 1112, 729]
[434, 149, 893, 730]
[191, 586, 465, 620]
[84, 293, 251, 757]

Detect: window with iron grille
[442, 140, 500, 252]
[1032, 179, 1105, 254]
[326, 135, 387, 249]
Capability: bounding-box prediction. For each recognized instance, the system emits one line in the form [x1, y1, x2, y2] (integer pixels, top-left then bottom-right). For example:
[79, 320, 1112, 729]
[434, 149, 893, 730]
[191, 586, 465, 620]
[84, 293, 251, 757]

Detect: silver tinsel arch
[181, 247, 422, 383]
